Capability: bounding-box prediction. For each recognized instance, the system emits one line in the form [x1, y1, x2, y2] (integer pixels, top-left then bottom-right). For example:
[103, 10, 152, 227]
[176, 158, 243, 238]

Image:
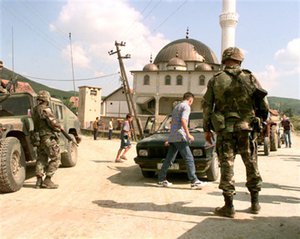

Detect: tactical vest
[212, 69, 256, 120]
[32, 104, 54, 136]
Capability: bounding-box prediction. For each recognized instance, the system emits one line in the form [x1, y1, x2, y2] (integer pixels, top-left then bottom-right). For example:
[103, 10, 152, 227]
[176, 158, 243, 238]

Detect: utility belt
[211, 111, 259, 132]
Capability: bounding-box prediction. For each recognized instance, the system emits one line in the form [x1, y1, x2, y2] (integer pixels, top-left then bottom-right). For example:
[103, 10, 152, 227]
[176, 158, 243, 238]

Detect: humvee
[0, 92, 81, 193]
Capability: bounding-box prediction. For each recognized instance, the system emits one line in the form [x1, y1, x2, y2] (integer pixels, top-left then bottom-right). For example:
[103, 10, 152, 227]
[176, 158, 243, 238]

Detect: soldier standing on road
[202, 47, 269, 218]
[32, 90, 61, 189]
[157, 92, 207, 189]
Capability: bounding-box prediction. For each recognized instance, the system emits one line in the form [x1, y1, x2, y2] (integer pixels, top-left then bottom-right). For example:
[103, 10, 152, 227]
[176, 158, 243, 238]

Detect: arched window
[176, 75, 183, 85]
[143, 75, 150, 85]
[165, 75, 171, 85]
[199, 75, 205, 85]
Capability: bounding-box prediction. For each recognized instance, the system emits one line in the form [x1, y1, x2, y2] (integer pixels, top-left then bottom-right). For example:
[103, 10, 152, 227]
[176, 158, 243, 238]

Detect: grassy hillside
[268, 96, 300, 116]
[1, 67, 75, 99]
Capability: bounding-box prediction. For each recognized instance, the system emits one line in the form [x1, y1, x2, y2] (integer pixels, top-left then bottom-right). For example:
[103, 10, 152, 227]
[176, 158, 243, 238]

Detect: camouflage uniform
[32, 91, 61, 188]
[202, 47, 269, 217]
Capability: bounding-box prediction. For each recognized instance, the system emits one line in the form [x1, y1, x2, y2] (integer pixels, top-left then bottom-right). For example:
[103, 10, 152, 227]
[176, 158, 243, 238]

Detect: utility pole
[108, 41, 144, 139]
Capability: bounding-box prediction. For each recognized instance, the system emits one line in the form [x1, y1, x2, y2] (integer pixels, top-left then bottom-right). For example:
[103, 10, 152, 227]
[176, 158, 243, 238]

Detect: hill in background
[1, 67, 75, 99]
[1, 67, 300, 116]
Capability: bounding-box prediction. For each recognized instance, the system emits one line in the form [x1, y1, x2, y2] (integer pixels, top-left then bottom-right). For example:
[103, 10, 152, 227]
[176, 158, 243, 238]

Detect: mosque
[131, 0, 238, 118]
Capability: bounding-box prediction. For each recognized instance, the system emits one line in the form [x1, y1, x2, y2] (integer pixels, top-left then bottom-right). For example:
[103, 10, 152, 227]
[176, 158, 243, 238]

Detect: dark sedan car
[134, 112, 219, 181]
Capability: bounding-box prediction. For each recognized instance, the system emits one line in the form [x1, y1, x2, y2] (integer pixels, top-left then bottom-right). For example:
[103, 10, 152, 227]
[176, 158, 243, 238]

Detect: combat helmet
[37, 90, 51, 103]
[222, 47, 244, 63]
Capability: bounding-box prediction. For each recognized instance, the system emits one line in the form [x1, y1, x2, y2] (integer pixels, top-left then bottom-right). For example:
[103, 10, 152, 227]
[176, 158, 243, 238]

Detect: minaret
[219, 0, 239, 55]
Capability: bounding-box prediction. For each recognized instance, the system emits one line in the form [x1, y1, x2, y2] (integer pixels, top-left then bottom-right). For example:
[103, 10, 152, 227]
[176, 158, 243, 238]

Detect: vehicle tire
[264, 137, 270, 156]
[277, 132, 281, 148]
[141, 170, 155, 178]
[270, 125, 278, 151]
[206, 153, 219, 181]
[61, 134, 78, 167]
[0, 137, 26, 193]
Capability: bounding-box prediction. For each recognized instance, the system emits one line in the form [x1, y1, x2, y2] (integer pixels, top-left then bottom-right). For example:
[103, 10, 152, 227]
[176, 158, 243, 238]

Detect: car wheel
[141, 170, 155, 178]
[270, 125, 278, 151]
[61, 134, 78, 167]
[264, 137, 270, 156]
[0, 137, 26, 193]
[206, 153, 219, 181]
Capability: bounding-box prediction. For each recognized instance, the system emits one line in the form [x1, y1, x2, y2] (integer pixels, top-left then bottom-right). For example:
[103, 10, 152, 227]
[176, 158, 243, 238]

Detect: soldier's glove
[205, 131, 214, 146]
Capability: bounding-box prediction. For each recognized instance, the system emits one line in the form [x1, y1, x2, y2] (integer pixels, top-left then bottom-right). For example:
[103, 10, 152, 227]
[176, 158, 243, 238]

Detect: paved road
[0, 134, 300, 239]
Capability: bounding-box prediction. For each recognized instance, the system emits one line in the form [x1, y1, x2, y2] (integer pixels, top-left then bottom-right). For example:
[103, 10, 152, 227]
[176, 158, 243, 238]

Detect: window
[55, 105, 63, 120]
[165, 75, 171, 85]
[176, 75, 183, 85]
[199, 75, 205, 85]
[143, 75, 150, 85]
[90, 89, 97, 96]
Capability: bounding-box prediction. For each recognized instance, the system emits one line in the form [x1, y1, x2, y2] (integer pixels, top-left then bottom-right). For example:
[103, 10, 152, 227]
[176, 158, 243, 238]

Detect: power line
[152, 0, 188, 33]
[22, 72, 119, 82]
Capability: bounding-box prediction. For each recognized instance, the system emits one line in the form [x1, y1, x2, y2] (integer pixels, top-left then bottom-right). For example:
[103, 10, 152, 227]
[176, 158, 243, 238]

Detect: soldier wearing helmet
[32, 90, 61, 189]
[202, 47, 269, 218]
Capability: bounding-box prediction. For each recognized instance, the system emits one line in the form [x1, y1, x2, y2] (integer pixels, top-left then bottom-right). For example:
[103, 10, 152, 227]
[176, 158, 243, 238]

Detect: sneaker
[157, 180, 173, 187]
[191, 180, 207, 190]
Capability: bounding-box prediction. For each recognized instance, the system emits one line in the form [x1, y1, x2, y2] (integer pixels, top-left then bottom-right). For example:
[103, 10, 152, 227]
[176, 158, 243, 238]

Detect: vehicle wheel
[141, 170, 155, 178]
[61, 134, 78, 167]
[206, 153, 219, 181]
[277, 132, 281, 148]
[264, 137, 270, 156]
[270, 125, 278, 151]
[0, 137, 26, 193]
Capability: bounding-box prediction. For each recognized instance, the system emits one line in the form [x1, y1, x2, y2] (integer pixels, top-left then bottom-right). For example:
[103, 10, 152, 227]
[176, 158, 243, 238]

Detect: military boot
[249, 191, 261, 214]
[42, 176, 59, 189]
[215, 195, 235, 218]
[35, 177, 43, 189]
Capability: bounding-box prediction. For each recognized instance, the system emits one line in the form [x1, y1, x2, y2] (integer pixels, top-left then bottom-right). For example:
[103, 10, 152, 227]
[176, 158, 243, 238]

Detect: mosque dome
[167, 56, 186, 67]
[143, 63, 158, 71]
[195, 62, 212, 71]
[154, 38, 219, 64]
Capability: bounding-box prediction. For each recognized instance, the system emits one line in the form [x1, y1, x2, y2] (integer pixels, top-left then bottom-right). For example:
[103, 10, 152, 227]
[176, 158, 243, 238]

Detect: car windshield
[0, 94, 31, 116]
[157, 112, 204, 133]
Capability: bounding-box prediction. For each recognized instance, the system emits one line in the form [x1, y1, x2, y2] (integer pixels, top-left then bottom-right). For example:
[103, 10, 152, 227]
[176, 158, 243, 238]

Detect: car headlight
[138, 149, 148, 157]
[193, 149, 203, 157]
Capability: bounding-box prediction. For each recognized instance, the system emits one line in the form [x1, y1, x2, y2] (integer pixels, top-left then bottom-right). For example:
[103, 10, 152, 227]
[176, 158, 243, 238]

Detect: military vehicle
[0, 92, 81, 193]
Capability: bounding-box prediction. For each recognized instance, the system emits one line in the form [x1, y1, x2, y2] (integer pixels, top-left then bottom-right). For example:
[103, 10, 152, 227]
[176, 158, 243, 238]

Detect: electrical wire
[151, 0, 188, 33]
[22, 72, 119, 82]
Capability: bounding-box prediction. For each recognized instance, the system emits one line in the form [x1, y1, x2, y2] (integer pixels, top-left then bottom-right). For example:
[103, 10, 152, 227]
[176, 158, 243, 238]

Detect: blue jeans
[284, 130, 292, 147]
[158, 142, 198, 183]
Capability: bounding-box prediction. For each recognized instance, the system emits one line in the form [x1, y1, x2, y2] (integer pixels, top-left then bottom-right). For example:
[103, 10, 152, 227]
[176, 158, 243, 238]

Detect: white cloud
[275, 38, 300, 64]
[62, 43, 90, 69]
[52, 0, 169, 73]
[255, 39, 300, 98]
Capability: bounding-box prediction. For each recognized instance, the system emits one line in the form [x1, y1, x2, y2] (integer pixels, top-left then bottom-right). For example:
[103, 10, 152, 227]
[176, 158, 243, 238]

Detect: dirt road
[1, 134, 300, 239]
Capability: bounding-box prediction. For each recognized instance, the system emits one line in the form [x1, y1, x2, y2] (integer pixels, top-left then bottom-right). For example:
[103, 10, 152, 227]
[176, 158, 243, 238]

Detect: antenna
[69, 32, 76, 97]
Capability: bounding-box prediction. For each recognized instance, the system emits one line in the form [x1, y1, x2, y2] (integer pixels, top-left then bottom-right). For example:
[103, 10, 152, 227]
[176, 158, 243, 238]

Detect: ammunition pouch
[30, 131, 40, 147]
[253, 87, 268, 100]
[211, 112, 225, 132]
[250, 117, 261, 133]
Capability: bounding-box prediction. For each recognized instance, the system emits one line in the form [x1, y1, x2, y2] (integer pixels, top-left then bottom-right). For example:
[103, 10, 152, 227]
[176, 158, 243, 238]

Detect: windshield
[0, 94, 32, 116]
[157, 112, 203, 133]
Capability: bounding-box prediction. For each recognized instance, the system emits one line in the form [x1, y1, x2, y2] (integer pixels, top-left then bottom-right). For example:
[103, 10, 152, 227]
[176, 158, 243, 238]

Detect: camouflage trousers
[216, 131, 262, 197]
[36, 136, 61, 178]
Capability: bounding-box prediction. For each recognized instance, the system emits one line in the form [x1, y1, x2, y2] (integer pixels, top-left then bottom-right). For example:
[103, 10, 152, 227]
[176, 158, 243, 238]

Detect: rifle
[61, 128, 78, 146]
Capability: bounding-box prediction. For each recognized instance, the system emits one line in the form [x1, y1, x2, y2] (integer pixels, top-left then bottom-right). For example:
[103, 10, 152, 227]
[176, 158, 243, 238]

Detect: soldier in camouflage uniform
[202, 47, 269, 218]
[32, 90, 61, 189]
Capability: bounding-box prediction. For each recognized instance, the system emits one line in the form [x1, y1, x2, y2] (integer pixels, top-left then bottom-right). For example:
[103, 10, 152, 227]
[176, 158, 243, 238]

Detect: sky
[1, 0, 300, 99]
